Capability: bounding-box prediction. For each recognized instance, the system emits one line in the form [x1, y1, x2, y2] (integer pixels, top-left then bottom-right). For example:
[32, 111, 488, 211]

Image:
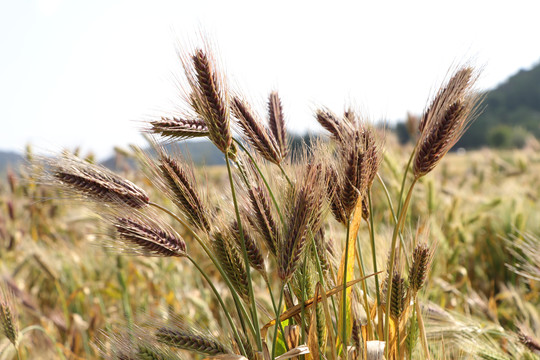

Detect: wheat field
[0, 46, 539, 360]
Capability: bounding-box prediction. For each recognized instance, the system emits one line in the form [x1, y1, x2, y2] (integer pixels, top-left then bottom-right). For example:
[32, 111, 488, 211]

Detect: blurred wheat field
[1, 46, 540, 359]
[0, 141, 539, 359]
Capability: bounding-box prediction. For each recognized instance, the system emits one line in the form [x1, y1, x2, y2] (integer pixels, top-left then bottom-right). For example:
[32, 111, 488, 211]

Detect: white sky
[1, 0, 539, 159]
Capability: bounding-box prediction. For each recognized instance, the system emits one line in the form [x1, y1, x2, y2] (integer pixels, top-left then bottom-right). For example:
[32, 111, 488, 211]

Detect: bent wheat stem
[187, 255, 247, 356]
[225, 151, 262, 350]
[149, 201, 257, 341]
[375, 174, 410, 269]
[21, 325, 66, 360]
[278, 163, 293, 188]
[271, 284, 286, 359]
[264, 277, 289, 352]
[384, 177, 418, 359]
[234, 138, 285, 223]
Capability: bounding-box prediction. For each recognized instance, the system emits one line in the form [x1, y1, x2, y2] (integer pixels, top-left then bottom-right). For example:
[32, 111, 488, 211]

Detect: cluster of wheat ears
[4, 44, 484, 359]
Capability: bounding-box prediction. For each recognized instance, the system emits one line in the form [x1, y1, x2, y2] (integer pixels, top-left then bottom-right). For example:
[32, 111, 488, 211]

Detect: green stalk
[278, 163, 294, 188]
[355, 233, 374, 339]
[398, 148, 417, 213]
[311, 236, 339, 334]
[300, 260, 308, 344]
[367, 191, 382, 339]
[375, 174, 410, 269]
[187, 255, 247, 356]
[264, 277, 289, 352]
[225, 151, 263, 351]
[233, 138, 285, 224]
[271, 284, 286, 359]
[21, 325, 66, 360]
[116, 256, 133, 332]
[149, 201, 256, 340]
[341, 219, 352, 359]
[384, 178, 417, 359]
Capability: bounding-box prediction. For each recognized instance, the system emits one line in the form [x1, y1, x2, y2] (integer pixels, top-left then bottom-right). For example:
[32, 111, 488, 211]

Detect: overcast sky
[1, 0, 539, 159]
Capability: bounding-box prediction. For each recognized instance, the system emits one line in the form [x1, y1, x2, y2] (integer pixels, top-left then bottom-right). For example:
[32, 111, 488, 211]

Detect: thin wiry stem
[278, 163, 293, 188]
[341, 219, 351, 359]
[384, 178, 418, 359]
[310, 235, 339, 334]
[415, 300, 431, 360]
[149, 201, 257, 341]
[234, 138, 285, 224]
[300, 260, 308, 344]
[225, 151, 262, 351]
[20, 325, 66, 360]
[271, 284, 286, 359]
[355, 232, 374, 339]
[264, 277, 289, 352]
[375, 174, 410, 269]
[367, 191, 382, 337]
[187, 255, 247, 356]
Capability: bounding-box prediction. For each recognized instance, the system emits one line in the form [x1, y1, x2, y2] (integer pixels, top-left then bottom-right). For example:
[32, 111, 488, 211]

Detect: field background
[1, 138, 539, 359]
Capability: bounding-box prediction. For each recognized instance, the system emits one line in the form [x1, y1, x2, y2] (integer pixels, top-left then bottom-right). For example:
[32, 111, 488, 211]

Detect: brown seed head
[213, 230, 249, 300]
[155, 327, 229, 355]
[149, 116, 209, 140]
[409, 243, 434, 294]
[326, 165, 348, 224]
[278, 160, 327, 282]
[340, 128, 370, 218]
[232, 96, 283, 164]
[243, 165, 280, 256]
[419, 67, 474, 134]
[362, 126, 383, 189]
[315, 108, 353, 143]
[414, 66, 481, 178]
[352, 318, 362, 353]
[389, 272, 406, 320]
[268, 91, 288, 158]
[158, 153, 211, 232]
[186, 48, 232, 154]
[518, 330, 540, 354]
[50, 155, 149, 208]
[230, 220, 266, 275]
[114, 217, 187, 257]
[106, 329, 183, 360]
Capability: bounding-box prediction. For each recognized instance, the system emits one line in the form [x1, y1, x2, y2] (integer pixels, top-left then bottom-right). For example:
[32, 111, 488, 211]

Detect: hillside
[0, 150, 23, 175]
[457, 60, 540, 148]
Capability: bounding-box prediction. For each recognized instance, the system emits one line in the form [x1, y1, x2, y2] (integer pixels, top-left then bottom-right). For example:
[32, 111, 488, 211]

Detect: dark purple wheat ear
[268, 91, 288, 159]
[50, 155, 149, 208]
[414, 66, 481, 178]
